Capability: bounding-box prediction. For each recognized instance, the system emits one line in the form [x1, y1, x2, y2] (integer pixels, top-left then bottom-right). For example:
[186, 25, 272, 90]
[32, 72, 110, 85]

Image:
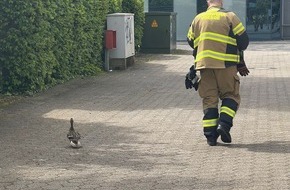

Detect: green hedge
[0, 0, 144, 94]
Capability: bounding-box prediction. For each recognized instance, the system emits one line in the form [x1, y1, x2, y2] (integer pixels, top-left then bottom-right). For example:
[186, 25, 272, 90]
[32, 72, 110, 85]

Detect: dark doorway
[197, 0, 208, 14]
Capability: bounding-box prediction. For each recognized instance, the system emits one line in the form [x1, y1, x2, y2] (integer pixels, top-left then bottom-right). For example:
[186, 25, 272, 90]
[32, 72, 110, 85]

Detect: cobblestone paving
[0, 41, 290, 190]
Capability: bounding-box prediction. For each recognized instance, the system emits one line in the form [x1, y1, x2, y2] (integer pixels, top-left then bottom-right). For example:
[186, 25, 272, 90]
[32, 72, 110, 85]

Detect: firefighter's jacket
[187, 6, 249, 69]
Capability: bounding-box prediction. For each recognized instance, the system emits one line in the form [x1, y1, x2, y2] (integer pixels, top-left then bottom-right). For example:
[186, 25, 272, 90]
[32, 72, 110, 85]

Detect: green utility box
[141, 12, 177, 54]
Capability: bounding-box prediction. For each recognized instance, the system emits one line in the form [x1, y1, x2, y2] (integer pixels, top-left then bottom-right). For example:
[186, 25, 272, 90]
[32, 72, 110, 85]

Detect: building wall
[224, 1, 247, 27]
[282, 0, 290, 39]
[144, 0, 148, 12]
[174, 0, 196, 41]
[174, 1, 247, 41]
[145, 0, 247, 41]
[144, 0, 288, 41]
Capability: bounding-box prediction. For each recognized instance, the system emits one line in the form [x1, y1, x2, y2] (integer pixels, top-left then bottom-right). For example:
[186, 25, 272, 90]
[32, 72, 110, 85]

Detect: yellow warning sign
[151, 19, 158, 28]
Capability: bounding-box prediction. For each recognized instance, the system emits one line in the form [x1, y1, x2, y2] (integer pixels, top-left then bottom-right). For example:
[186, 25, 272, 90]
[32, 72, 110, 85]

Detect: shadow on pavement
[226, 141, 290, 154]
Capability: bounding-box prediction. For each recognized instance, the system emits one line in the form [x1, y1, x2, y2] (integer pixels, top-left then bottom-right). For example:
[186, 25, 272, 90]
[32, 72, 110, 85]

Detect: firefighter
[185, 0, 250, 146]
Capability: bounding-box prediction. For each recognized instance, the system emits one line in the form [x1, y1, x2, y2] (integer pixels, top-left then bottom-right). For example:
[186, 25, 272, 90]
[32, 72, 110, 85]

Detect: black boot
[203, 108, 219, 146]
[207, 136, 218, 146]
[217, 123, 231, 143]
[204, 131, 219, 146]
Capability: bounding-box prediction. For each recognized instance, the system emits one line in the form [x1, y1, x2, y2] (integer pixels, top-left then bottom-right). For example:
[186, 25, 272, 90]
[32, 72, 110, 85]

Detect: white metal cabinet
[107, 13, 135, 59]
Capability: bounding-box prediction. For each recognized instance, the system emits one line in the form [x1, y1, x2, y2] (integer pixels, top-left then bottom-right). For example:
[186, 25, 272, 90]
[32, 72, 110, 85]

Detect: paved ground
[0, 41, 290, 190]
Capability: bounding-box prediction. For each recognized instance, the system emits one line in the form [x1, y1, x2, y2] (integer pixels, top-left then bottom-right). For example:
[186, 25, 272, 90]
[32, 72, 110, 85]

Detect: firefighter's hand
[237, 60, 250, 76]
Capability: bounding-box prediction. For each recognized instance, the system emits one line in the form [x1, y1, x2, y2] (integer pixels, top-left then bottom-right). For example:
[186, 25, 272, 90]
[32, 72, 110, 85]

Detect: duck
[67, 118, 81, 148]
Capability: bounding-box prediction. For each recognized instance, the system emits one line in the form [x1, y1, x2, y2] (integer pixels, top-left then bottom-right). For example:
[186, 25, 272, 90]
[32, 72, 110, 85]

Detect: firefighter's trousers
[198, 66, 240, 139]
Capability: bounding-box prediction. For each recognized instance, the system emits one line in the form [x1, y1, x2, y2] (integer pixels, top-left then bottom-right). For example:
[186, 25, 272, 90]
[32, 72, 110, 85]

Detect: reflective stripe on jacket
[188, 6, 249, 69]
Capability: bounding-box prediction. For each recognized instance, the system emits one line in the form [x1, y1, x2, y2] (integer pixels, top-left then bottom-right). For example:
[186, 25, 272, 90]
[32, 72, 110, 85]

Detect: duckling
[67, 118, 81, 148]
